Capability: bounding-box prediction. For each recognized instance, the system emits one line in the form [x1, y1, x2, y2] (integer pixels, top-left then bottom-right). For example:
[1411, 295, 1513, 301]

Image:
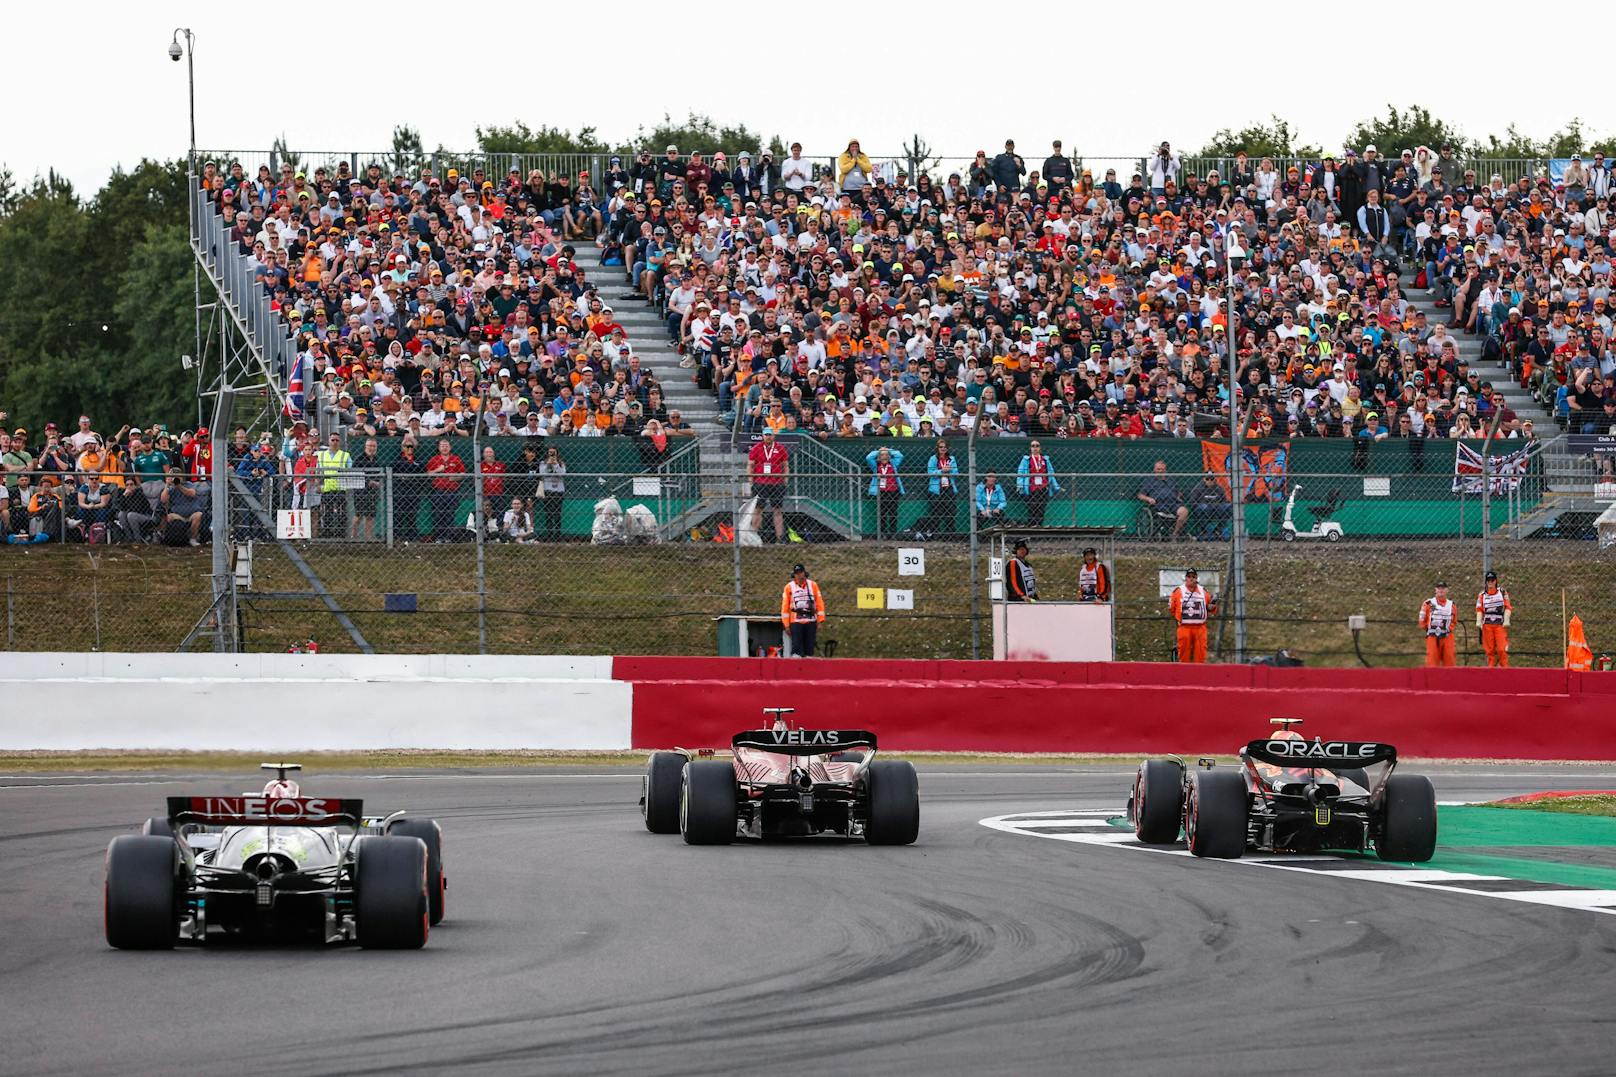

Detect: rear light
[256, 882, 273, 907]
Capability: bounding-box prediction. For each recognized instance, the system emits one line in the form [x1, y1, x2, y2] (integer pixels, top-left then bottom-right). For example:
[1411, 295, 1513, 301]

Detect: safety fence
[199, 148, 1553, 193]
[0, 458, 1607, 666]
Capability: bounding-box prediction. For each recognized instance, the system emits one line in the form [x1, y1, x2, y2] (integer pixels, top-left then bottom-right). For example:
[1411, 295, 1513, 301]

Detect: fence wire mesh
[0, 448, 1610, 664]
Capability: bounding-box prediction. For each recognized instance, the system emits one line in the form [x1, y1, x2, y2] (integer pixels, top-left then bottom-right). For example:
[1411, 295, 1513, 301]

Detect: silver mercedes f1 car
[104, 764, 445, 949]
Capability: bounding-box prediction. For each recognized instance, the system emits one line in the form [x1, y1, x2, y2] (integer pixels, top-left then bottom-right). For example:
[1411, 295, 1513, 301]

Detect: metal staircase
[187, 183, 294, 427]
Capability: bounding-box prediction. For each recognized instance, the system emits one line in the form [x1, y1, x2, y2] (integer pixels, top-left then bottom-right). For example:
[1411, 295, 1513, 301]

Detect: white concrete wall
[0, 653, 630, 751]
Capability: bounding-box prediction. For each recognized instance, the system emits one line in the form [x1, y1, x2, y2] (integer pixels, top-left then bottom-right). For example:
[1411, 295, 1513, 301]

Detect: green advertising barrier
[777, 435, 1539, 539]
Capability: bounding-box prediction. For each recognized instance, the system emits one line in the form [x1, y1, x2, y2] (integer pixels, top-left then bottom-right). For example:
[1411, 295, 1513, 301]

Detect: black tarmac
[2, 764, 1612, 1076]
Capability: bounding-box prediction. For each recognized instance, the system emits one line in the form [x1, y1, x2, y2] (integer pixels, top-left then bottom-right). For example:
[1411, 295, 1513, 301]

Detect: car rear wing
[166, 796, 365, 827]
[731, 729, 877, 756]
[1244, 739, 1396, 768]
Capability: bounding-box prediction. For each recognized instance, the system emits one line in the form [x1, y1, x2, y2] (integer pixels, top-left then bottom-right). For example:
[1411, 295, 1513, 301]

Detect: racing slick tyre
[389, 819, 446, 926]
[141, 816, 175, 840]
[356, 835, 430, 949]
[1185, 770, 1247, 859]
[681, 761, 738, 845]
[864, 760, 920, 846]
[643, 751, 687, 835]
[105, 835, 182, 950]
[1376, 774, 1438, 862]
[1132, 759, 1184, 844]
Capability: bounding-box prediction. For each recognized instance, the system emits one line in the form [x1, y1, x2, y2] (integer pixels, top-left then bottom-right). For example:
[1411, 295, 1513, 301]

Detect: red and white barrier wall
[3, 654, 1610, 759]
[0, 654, 630, 752]
[618, 658, 1616, 761]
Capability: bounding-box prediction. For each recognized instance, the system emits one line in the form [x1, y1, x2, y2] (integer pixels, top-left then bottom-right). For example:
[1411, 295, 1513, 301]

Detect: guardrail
[198, 149, 1553, 189]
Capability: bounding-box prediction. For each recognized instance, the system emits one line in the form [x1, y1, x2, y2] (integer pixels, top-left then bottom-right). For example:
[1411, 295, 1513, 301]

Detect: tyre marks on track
[982, 809, 1616, 917]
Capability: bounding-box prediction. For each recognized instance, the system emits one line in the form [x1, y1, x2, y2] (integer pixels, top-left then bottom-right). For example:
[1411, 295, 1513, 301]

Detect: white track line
[981, 810, 1616, 917]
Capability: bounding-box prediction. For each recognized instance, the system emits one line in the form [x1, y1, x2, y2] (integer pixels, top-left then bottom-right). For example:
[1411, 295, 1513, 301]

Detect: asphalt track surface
[3, 764, 1614, 1076]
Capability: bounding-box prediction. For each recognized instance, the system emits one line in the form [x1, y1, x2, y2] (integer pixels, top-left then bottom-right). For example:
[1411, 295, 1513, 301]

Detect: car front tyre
[1377, 774, 1438, 862]
[356, 836, 429, 949]
[389, 819, 446, 926]
[105, 835, 182, 950]
[642, 751, 687, 834]
[864, 760, 920, 845]
[1133, 759, 1184, 844]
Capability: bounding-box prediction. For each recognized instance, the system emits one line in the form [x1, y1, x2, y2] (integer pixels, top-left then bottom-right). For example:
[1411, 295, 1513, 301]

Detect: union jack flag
[1452, 441, 1529, 495]
[283, 352, 305, 419]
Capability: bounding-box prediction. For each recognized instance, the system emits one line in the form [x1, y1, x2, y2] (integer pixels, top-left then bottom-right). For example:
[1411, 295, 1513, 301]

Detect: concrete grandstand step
[1404, 295, 1548, 422]
[569, 245, 727, 426]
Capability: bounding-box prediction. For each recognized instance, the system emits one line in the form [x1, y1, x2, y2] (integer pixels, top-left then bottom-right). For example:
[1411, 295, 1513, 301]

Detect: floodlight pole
[1226, 234, 1247, 663]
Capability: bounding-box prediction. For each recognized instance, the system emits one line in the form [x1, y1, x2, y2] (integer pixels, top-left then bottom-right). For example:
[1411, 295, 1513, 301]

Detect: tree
[1195, 117, 1310, 160]
[475, 122, 609, 156]
[389, 125, 426, 175]
[628, 112, 784, 158]
[1343, 105, 1469, 157]
[1475, 123, 1543, 159]
[270, 134, 300, 171]
[0, 164, 17, 218]
[902, 133, 940, 181]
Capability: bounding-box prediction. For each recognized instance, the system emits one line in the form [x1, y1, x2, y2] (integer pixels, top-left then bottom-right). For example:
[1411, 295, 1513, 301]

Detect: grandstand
[5, 140, 1613, 550]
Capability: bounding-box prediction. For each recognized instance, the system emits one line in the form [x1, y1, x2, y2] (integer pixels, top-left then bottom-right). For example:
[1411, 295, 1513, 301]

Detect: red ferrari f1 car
[640, 708, 919, 845]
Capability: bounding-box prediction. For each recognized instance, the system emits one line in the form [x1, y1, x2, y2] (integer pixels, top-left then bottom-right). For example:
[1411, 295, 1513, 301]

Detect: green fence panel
[347, 435, 699, 475]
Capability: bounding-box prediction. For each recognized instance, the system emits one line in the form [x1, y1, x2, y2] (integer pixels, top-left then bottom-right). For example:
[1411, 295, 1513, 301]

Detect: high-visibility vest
[1477, 588, 1511, 625]
[1174, 585, 1208, 625]
[1079, 561, 1110, 602]
[782, 579, 823, 624]
[1422, 598, 1455, 638]
[316, 448, 351, 493]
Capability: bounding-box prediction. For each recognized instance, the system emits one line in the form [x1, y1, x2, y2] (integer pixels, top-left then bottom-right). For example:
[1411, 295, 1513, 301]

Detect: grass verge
[0, 540, 1608, 664]
[0, 750, 1215, 774]
[1487, 793, 1616, 816]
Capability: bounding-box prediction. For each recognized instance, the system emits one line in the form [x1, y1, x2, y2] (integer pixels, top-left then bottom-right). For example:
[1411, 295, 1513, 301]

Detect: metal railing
[190, 183, 295, 414]
[198, 147, 1555, 192]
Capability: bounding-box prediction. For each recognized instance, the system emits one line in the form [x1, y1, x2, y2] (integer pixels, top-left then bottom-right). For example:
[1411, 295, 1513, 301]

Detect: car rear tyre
[141, 817, 175, 840]
[681, 760, 738, 845]
[356, 836, 429, 949]
[1377, 774, 1438, 862]
[643, 751, 686, 835]
[105, 835, 181, 950]
[389, 819, 446, 925]
[864, 760, 920, 845]
[1133, 759, 1184, 844]
[1186, 770, 1247, 859]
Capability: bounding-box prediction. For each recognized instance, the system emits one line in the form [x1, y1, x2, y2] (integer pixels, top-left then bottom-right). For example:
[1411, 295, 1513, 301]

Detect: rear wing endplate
[731, 729, 877, 756]
[1244, 739, 1396, 768]
[166, 796, 364, 827]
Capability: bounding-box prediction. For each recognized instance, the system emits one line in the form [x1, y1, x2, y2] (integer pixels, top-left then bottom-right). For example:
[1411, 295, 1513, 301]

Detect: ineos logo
[1264, 740, 1378, 760]
[193, 797, 335, 821]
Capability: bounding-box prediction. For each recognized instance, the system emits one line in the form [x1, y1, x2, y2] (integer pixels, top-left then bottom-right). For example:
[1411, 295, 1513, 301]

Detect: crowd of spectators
[595, 138, 1615, 446]
[17, 134, 1616, 547]
[0, 415, 216, 545]
[200, 156, 702, 454]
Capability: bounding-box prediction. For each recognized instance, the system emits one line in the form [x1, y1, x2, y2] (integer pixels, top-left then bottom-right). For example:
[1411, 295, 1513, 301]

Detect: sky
[9, 1, 1616, 197]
